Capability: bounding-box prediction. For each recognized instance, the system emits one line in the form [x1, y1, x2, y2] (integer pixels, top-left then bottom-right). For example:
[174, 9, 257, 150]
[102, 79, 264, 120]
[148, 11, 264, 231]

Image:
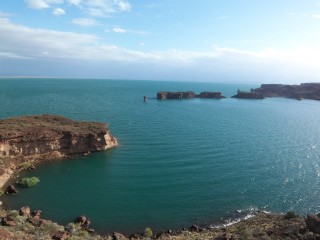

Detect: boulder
[189, 224, 199, 232]
[74, 215, 87, 225]
[2, 216, 16, 226]
[306, 214, 320, 233]
[74, 215, 90, 229]
[5, 185, 18, 195]
[52, 231, 69, 240]
[113, 232, 128, 240]
[31, 210, 42, 218]
[19, 206, 31, 216]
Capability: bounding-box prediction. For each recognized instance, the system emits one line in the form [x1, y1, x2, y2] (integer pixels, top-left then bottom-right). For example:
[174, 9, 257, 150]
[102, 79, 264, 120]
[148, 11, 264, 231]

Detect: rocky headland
[253, 83, 320, 100]
[0, 114, 117, 188]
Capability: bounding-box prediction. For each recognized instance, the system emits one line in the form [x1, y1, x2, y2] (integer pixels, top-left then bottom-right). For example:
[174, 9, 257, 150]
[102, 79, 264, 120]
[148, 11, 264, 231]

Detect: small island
[157, 91, 225, 100]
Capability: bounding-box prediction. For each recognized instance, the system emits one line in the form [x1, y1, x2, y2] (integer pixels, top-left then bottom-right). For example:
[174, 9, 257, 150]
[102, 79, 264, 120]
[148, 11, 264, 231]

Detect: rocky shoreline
[2, 207, 320, 239]
[156, 82, 320, 100]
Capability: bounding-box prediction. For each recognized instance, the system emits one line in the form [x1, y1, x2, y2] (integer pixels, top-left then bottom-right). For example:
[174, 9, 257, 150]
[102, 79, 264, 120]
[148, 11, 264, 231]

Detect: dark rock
[157, 91, 196, 100]
[113, 231, 128, 240]
[31, 210, 42, 218]
[87, 228, 95, 234]
[165, 229, 173, 234]
[306, 214, 320, 233]
[19, 206, 31, 216]
[155, 231, 164, 238]
[5, 185, 18, 195]
[2, 216, 16, 226]
[189, 224, 200, 232]
[74, 215, 87, 225]
[52, 231, 69, 240]
[27, 217, 43, 227]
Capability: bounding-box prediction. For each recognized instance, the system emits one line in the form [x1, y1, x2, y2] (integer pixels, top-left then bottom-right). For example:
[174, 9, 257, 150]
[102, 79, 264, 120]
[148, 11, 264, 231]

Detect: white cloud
[112, 27, 126, 33]
[312, 14, 320, 20]
[72, 18, 97, 26]
[112, 26, 149, 35]
[25, 0, 50, 9]
[115, 0, 131, 12]
[53, 8, 66, 16]
[67, 0, 81, 5]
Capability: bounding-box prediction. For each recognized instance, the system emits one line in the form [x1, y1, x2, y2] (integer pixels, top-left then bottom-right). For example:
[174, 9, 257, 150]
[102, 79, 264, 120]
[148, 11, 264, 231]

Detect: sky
[1, 0, 320, 83]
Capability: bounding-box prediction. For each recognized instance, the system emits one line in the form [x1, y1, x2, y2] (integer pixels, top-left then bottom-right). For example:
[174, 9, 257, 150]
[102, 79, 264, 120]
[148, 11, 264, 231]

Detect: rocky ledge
[0, 114, 117, 187]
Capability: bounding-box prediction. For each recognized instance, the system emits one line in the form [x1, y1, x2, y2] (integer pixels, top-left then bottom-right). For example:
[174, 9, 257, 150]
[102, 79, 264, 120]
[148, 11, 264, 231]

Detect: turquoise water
[1, 78, 320, 234]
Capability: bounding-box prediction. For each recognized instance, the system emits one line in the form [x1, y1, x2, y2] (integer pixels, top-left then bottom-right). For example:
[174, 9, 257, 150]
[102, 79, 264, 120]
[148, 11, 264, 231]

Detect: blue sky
[1, 0, 320, 83]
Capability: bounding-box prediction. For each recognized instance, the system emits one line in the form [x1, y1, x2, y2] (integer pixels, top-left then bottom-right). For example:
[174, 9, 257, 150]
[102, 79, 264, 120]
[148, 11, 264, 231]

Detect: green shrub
[144, 227, 153, 238]
[18, 177, 40, 188]
[0, 189, 4, 196]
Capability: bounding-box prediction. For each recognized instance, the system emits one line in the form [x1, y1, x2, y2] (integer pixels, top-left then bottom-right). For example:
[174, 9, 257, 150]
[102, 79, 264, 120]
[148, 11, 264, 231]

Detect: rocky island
[232, 89, 265, 99]
[157, 91, 225, 100]
[0, 114, 117, 188]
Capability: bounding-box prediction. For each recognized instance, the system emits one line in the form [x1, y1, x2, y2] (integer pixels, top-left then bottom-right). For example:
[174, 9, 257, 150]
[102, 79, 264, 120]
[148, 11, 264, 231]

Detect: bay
[1, 78, 320, 234]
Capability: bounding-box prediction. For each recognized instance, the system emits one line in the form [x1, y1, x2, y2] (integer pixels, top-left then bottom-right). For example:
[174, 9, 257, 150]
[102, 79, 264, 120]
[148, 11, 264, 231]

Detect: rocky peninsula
[253, 83, 320, 100]
[0, 114, 118, 188]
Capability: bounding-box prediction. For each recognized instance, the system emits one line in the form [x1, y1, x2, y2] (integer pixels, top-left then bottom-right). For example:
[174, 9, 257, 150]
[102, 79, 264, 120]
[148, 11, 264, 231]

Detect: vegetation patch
[144, 227, 153, 238]
[19, 162, 32, 171]
[18, 177, 40, 188]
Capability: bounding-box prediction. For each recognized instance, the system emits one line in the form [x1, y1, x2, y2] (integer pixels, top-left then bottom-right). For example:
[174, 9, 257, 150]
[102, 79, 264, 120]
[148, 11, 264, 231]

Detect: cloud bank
[1, 16, 320, 82]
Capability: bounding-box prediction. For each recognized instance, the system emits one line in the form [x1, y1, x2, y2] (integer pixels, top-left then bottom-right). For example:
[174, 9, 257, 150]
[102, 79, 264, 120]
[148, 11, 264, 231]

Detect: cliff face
[0, 114, 117, 158]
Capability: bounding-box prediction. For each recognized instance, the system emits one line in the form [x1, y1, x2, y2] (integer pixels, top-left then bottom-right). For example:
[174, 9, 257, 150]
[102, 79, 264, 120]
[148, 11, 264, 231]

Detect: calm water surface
[1, 78, 320, 234]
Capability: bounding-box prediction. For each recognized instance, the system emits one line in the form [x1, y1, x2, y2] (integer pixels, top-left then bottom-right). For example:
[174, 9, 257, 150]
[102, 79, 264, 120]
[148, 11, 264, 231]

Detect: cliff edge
[0, 114, 117, 187]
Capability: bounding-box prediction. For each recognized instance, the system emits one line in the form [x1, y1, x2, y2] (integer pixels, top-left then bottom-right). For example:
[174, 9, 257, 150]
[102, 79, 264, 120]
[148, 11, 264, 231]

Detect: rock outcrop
[0, 114, 117, 158]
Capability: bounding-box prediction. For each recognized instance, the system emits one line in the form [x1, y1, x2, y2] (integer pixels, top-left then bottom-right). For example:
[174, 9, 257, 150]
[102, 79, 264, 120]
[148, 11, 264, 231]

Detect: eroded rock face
[0, 114, 117, 158]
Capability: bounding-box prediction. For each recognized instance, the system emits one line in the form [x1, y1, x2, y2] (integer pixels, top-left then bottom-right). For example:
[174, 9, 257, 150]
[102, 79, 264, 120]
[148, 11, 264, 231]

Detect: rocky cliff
[0, 114, 117, 158]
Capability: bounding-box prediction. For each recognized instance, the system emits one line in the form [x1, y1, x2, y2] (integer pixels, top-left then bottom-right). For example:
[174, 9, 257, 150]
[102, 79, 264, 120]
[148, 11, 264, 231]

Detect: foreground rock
[1, 210, 320, 240]
[0, 114, 117, 188]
